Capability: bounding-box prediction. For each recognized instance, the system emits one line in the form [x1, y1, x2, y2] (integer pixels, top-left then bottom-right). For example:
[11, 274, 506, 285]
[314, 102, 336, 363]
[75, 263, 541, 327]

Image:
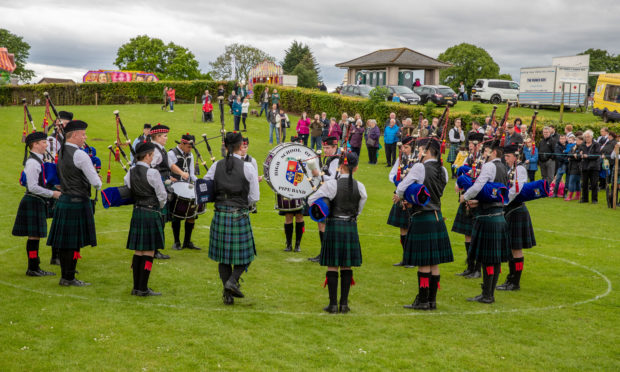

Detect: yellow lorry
[593, 73, 620, 123]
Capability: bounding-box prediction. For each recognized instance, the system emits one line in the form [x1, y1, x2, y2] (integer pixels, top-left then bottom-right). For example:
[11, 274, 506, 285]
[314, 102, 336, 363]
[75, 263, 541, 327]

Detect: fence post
[95, 92, 98, 108]
[194, 96, 197, 122]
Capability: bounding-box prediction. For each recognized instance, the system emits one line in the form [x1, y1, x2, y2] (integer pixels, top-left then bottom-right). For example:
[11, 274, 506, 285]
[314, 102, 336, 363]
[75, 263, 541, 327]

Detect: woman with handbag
[366, 120, 380, 164]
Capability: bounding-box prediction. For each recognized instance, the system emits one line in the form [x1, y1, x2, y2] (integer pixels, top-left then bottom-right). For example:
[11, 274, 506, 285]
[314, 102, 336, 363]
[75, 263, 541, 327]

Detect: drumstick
[296, 157, 317, 191]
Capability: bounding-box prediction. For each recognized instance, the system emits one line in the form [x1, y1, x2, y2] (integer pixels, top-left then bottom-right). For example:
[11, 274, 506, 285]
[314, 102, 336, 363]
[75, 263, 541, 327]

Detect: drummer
[240, 137, 262, 213]
[308, 136, 340, 263]
[279, 136, 307, 253]
[149, 124, 189, 260]
[168, 134, 201, 251]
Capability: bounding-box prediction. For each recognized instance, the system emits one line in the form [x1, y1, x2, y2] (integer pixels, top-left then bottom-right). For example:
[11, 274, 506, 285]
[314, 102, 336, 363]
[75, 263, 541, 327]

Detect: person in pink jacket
[296, 112, 311, 146]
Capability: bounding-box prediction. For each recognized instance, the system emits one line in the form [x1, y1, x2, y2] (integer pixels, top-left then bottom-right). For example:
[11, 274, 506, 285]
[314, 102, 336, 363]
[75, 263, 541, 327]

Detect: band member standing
[497, 144, 535, 291]
[447, 118, 465, 178]
[149, 124, 190, 259]
[204, 132, 260, 305]
[395, 137, 452, 310]
[308, 136, 340, 263]
[388, 136, 415, 267]
[240, 137, 262, 213]
[279, 136, 307, 252]
[309, 152, 367, 314]
[124, 142, 168, 296]
[168, 134, 201, 251]
[47, 120, 102, 287]
[460, 141, 511, 303]
[13, 132, 62, 276]
[46, 110, 73, 158]
[130, 123, 151, 162]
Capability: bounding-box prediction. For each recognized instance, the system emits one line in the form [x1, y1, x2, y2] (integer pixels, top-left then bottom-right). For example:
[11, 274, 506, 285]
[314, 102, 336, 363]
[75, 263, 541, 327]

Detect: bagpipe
[512, 179, 549, 204]
[101, 185, 134, 209]
[19, 161, 60, 189]
[403, 183, 430, 206]
[456, 173, 509, 204]
[309, 197, 330, 223]
[81, 145, 102, 173]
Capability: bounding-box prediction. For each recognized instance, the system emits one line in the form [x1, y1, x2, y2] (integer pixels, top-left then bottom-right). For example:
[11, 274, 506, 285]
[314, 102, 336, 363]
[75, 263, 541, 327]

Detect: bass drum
[169, 181, 198, 219]
[263, 143, 320, 200]
[275, 194, 304, 212]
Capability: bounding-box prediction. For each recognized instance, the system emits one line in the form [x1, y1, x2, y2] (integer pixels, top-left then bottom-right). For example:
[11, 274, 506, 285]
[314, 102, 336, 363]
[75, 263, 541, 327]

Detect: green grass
[0, 103, 618, 371]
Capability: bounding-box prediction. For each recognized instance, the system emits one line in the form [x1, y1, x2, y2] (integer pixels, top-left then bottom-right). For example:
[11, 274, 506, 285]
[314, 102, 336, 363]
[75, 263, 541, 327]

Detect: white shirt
[323, 156, 340, 181]
[463, 158, 501, 201]
[449, 128, 465, 143]
[396, 159, 448, 198]
[244, 155, 258, 171]
[241, 101, 250, 114]
[123, 161, 168, 209]
[151, 142, 169, 170]
[65, 142, 102, 190]
[24, 152, 54, 198]
[508, 164, 528, 203]
[308, 174, 368, 216]
[204, 153, 260, 205]
[168, 146, 196, 181]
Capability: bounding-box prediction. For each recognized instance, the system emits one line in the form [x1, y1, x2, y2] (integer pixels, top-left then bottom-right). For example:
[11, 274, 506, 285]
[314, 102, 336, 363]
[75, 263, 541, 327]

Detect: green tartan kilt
[451, 202, 473, 235]
[505, 203, 536, 250]
[469, 207, 511, 264]
[387, 201, 411, 228]
[126, 207, 165, 251]
[403, 211, 453, 266]
[12, 194, 48, 238]
[447, 143, 460, 163]
[47, 195, 97, 250]
[208, 205, 255, 265]
[320, 218, 362, 267]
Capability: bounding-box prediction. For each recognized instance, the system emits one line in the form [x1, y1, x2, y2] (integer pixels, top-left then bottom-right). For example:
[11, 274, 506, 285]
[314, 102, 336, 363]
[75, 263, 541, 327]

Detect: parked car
[340, 84, 373, 98]
[413, 85, 458, 106]
[386, 85, 421, 104]
[471, 79, 519, 104]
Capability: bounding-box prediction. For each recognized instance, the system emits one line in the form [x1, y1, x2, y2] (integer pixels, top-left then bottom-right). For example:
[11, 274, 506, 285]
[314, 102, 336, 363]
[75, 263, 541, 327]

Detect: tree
[292, 63, 317, 89]
[579, 48, 620, 88]
[498, 73, 513, 81]
[437, 43, 500, 90]
[281, 40, 321, 88]
[209, 44, 274, 82]
[114, 35, 201, 80]
[0, 29, 35, 82]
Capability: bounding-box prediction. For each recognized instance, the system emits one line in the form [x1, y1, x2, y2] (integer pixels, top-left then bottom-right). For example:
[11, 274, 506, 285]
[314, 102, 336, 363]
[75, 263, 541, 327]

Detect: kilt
[403, 211, 453, 266]
[208, 205, 255, 265]
[451, 202, 473, 235]
[12, 194, 47, 238]
[320, 218, 362, 267]
[47, 194, 97, 250]
[387, 201, 411, 228]
[447, 143, 460, 163]
[504, 203, 536, 250]
[126, 207, 165, 251]
[469, 207, 511, 264]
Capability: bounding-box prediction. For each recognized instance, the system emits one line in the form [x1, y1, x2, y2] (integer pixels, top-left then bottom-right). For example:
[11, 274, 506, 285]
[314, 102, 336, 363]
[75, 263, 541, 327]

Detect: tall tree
[0, 28, 35, 82]
[209, 44, 274, 82]
[579, 48, 620, 88]
[438, 43, 500, 90]
[282, 40, 321, 77]
[114, 35, 201, 80]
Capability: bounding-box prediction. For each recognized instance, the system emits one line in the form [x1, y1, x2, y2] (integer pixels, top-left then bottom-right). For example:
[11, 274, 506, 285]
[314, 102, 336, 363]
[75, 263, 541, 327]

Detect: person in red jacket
[167, 87, 176, 112]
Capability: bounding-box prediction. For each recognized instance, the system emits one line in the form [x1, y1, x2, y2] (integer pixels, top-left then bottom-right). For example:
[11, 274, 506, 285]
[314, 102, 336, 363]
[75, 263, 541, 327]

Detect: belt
[135, 204, 159, 211]
[331, 216, 357, 222]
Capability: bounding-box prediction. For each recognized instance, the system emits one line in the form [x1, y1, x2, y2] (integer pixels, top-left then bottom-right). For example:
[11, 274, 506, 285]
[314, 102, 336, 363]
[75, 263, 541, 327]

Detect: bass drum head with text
[263, 143, 318, 199]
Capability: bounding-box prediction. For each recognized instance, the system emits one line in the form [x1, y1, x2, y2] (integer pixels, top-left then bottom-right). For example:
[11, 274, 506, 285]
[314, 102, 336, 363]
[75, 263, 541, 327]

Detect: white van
[471, 79, 519, 104]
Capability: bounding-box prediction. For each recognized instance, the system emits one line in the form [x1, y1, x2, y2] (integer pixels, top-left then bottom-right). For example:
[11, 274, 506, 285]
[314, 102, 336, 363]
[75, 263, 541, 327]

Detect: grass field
[0, 103, 618, 371]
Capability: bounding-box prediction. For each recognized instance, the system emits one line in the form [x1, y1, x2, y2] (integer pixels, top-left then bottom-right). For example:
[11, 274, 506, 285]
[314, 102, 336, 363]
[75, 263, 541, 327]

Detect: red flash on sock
[28, 251, 38, 259]
[486, 266, 494, 275]
[515, 262, 524, 271]
[420, 277, 429, 288]
[144, 261, 153, 271]
[73, 251, 82, 260]
[351, 277, 356, 286]
[437, 282, 440, 290]
[322, 277, 328, 288]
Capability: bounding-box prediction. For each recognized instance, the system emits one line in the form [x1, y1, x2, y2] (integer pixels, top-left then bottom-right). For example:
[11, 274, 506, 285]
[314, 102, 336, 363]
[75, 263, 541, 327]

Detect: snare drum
[195, 202, 206, 216]
[263, 143, 319, 200]
[169, 181, 198, 219]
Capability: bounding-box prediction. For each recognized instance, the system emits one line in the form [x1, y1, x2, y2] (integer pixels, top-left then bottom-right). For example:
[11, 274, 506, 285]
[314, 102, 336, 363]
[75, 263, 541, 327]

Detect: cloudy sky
[3, 0, 619, 89]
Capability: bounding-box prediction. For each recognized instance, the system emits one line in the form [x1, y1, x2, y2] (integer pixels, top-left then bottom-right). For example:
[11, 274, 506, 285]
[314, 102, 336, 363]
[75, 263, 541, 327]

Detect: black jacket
[554, 142, 568, 167]
[578, 142, 601, 171]
[538, 136, 556, 162]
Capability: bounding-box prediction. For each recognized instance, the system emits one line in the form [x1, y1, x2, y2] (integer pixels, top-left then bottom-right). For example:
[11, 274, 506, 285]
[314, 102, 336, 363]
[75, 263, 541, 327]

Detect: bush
[470, 104, 485, 115]
[368, 86, 389, 103]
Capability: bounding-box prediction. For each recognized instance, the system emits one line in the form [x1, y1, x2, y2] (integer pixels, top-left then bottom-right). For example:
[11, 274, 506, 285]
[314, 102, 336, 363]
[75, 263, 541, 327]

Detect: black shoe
[385, 164, 391, 167]
[464, 271, 481, 279]
[308, 255, 320, 262]
[131, 289, 140, 296]
[136, 288, 162, 297]
[578, 200, 587, 203]
[26, 269, 56, 277]
[154, 251, 170, 259]
[404, 265, 415, 269]
[467, 294, 494, 303]
[496, 282, 520, 291]
[49, 258, 60, 265]
[429, 302, 437, 310]
[172, 242, 183, 250]
[404, 295, 430, 310]
[456, 268, 473, 276]
[183, 242, 202, 250]
[284, 244, 292, 252]
[59, 278, 91, 287]
[339, 305, 350, 314]
[224, 278, 244, 298]
[323, 305, 338, 314]
[592, 201, 598, 204]
[393, 261, 405, 266]
[294, 243, 301, 252]
[222, 289, 234, 305]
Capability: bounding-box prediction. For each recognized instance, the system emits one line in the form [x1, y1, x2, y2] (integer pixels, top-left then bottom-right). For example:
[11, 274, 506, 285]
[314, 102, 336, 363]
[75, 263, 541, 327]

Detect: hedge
[252, 84, 617, 135]
[0, 80, 237, 106]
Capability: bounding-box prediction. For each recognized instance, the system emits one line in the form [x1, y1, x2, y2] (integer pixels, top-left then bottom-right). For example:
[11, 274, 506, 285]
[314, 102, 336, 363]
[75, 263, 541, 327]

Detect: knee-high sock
[326, 271, 338, 306]
[171, 218, 181, 244]
[417, 271, 431, 303]
[51, 245, 59, 260]
[483, 265, 495, 298]
[26, 239, 40, 271]
[465, 242, 474, 269]
[339, 270, 353, 306]
[429, 274, 440, 303]
[131, 254, 141, 291]
[232, 265, 245, 282]
[59, 250, 74, 280]
[513, 257, 524, 286]
[140, 256, 154, 291]
[218, 263, 232, 286]
[400, 234, 406, 252]
[284, 223, 294, 245]
[71, 249, 81, 279]
[295, 221, 305, 245]
[507, 259, 516, 282]
[491, 263, 501, 296]
[183, 220, 195, 246]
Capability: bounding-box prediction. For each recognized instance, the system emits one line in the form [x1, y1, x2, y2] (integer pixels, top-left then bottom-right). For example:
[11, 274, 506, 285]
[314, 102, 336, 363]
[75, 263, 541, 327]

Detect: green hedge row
[0, 80, 237, 106]
[252, 84, 615, 135]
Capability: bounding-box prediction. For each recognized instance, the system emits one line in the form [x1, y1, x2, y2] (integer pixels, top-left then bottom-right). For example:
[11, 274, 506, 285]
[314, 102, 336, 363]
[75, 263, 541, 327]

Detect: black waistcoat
[58, 145, 90, 198]
[331, 177, 360, 217]
[130, 165, 159, 208]
[214, 157, 250, 209]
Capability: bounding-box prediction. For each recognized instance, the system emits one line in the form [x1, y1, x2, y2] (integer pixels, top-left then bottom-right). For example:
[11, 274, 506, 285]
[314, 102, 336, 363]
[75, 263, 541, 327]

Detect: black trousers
[385, 143, 397, 166]
[350, 146, 360, 156]
[581, 169, 599, 202]
[367, 147, 378, 164]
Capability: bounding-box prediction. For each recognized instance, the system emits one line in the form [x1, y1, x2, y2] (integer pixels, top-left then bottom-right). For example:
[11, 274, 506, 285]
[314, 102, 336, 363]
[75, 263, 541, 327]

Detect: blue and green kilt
[320, 218, 362, 267]
[403, 211, 453, 266]
[451, 202, 473, 235]
[12, 194, 48, 238]
[504, 203, 536, 250]
[387, 201, 411, 228]
[208, 205, 255, 265]
[447, 143, 460, 163]
[469, 207, 511, 264]
[47, 194, 97, 250]
[126, 207, 165, 251]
